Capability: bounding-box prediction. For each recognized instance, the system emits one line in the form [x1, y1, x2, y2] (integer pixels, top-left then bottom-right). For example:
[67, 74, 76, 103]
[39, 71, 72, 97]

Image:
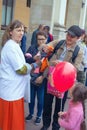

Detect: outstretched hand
[33, 51, 41, 61]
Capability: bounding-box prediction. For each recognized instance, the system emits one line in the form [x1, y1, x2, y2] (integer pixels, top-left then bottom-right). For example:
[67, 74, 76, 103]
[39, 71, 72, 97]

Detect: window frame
[1, 0, 14, 30]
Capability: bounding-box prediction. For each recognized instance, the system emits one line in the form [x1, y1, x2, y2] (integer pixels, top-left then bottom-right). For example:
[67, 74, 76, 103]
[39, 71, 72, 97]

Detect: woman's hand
[35, 75, 43, 84]
[51, 60, 61, 66]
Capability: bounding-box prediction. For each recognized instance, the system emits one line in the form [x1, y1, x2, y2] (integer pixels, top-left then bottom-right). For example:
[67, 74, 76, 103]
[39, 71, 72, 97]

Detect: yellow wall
[14, 0, 30, 28]
[0, 0, 2, 26]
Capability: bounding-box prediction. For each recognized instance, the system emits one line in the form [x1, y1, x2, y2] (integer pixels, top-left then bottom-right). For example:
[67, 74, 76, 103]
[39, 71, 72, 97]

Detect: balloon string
[60, 98, 62, 111]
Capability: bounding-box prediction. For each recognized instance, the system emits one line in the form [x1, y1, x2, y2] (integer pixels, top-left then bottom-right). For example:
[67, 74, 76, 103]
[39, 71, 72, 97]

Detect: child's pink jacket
[59, 100, 84, 130]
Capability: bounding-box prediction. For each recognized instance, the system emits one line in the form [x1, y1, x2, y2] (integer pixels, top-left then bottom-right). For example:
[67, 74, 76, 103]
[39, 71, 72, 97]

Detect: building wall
[0, 0, 86, 48]
[65, 0, 82, 29]
[29, 0, 53, 32]
[14, 0, 30, 28]
[0, 0, 30, 50]
[0, 0, 2, 26]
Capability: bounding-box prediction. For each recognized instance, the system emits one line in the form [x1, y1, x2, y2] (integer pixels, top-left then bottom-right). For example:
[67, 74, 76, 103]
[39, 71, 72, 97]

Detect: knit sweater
[59, 100, 84, 130]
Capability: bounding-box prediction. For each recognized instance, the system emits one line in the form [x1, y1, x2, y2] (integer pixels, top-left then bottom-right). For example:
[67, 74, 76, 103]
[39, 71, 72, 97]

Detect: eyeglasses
[67, 33, 76, 38]
[37, 39, 46, 41]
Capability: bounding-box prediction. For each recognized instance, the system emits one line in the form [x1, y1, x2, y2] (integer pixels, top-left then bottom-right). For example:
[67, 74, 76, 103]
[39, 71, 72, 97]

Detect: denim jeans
[28, 78, 46, 117]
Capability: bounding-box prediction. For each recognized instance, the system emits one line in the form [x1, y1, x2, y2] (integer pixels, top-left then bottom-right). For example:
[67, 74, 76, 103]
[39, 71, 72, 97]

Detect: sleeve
[25, 46, 36, 63]
[6, 46, 26, 71]
[73, 49, 84, 71]
[84, 46, 87, 66]
[59, 109, 81, 129]
[16, 63, 32, 75]
[48, 39, 59, 48]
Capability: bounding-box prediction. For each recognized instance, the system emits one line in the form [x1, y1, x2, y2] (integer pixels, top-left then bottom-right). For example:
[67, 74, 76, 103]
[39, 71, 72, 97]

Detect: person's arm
[25, 45, 37, 64]
[16, 65, 28, 75]
[73, 49, 84, 71]
[46, 39, 59, 48]
[58, 108, 82, 129]
[83, 46, 87, 66]
[16, 63, 38, 75]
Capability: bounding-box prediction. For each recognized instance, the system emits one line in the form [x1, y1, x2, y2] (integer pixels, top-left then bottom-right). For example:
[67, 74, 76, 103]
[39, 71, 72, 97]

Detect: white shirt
[0, 39, 31, 101]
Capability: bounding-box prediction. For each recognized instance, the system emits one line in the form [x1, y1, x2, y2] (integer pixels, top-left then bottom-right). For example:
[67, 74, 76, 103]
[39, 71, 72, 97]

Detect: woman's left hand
[35, 76, 43, 84]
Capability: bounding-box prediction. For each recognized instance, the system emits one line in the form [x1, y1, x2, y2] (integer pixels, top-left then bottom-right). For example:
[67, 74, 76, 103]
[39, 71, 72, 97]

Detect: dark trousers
[77, 71, 86, 85]
[42, 79, 68, 130]
[28, 79, 46, 117]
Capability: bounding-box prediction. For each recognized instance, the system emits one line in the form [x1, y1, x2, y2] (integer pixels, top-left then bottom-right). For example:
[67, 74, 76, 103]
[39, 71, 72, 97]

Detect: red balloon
[52, 62, 77, 92]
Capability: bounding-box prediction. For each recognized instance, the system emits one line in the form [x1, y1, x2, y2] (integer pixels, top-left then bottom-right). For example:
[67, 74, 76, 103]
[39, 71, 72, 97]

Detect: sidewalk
[24, 98, 87, 130]
[24, 98, 68, 130]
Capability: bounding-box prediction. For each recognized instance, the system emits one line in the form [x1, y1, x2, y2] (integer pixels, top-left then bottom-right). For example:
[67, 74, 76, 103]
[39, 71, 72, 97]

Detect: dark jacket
[25, 45, 47, 64]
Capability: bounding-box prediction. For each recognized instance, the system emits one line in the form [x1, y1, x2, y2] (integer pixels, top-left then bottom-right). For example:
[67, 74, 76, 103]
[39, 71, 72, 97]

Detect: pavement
[24, 98, 65, 130]
[24, 98, 87, 130]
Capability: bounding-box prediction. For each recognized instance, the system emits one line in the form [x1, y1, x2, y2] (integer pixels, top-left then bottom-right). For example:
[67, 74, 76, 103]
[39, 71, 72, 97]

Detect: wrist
[32, 63, 38, 69]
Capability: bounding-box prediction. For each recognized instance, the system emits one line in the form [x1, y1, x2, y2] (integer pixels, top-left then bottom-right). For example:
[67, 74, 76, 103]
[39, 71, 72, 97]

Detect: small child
[58, 82, 87, 130]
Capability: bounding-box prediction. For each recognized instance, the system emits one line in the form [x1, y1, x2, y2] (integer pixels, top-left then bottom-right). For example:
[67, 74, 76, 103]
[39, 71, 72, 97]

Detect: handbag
[47, 66, 64, 98]
[30, 67, 43, 86]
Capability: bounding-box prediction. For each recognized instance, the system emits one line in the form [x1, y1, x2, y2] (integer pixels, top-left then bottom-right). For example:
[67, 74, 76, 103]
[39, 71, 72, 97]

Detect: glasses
[67, 33, 76, 38]
[37, 39, 46, 41]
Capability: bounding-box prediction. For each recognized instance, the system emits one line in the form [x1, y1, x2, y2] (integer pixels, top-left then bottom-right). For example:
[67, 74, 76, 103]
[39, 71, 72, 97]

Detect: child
[25, 31, 53, 125]
[58, 82, 87, 130]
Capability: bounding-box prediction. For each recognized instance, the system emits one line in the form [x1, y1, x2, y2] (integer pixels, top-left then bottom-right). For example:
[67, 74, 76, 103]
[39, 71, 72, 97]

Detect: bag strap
[48, 40, 65, 60]
[53, 40, 65, 53]
[72, 45, 80, 63]
[48, 40, 80, 63]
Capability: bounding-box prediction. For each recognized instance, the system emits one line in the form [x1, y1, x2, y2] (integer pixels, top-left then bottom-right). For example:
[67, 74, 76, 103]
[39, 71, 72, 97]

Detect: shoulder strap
[48, 40, 65, 60]
[72, 45, 80, 63]
[53, 40, 65, 53]
[48, 41, 80, 62]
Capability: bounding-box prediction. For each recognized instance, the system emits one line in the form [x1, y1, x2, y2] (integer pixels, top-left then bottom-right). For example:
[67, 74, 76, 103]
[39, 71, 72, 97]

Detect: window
[26, 0, 31, 8]
[1, 0, 14, 29]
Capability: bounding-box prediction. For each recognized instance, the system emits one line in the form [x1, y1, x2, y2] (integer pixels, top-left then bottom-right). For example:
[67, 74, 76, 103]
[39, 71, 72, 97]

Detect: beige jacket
[43, 40, 83, 78]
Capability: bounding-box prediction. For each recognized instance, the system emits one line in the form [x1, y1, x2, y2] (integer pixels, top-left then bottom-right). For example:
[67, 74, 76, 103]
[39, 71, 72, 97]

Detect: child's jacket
[59, 100, 84, 130]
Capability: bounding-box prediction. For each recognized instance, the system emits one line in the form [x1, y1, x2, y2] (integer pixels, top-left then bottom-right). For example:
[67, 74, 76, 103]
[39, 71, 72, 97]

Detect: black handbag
[30, 72, 42, 86]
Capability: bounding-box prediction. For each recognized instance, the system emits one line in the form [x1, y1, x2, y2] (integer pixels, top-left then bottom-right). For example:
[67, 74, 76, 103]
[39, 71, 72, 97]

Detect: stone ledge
[53, 23, 66, 32]
[54, 23, 66, 29]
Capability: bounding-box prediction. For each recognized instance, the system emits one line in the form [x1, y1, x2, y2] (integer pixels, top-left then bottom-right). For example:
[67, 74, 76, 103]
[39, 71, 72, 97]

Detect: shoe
[25, 114, 33, 121]
[40, 126, 48, 130]
[35, 117, 41, 125]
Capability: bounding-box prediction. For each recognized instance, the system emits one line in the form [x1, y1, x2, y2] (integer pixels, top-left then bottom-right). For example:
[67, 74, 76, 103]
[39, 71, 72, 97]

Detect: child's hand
[25, 53, 32, 58]
[58, 111, 66, 118]
[33, 52, 41, 61]
[58, 111, 64, 117]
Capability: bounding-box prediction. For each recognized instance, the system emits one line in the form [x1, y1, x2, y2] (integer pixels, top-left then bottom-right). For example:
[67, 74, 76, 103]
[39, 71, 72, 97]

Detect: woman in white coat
[0, 20, 36, 130]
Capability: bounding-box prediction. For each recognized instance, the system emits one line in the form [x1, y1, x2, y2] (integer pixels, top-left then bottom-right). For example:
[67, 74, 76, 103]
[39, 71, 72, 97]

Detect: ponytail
[80, 101, 86, 130]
